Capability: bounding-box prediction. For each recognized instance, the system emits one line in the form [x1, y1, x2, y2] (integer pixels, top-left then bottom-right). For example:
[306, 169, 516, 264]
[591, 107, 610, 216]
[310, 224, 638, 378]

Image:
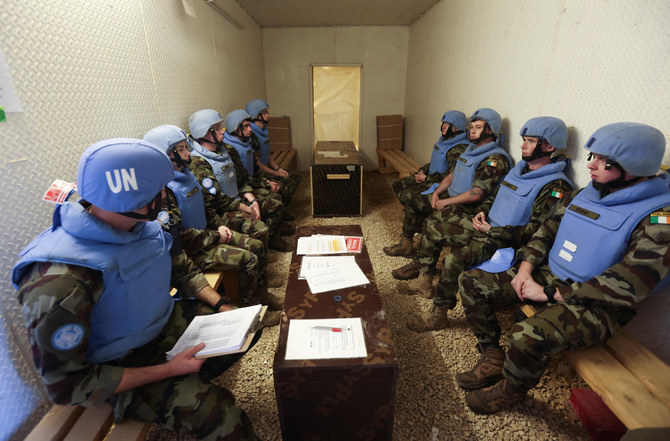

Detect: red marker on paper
[312, 326, 345, 332]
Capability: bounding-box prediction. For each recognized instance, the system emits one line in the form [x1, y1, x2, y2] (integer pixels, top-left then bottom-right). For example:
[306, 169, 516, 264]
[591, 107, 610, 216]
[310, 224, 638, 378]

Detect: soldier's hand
[415, 171, 426, 183]
[520, 279, 546, 302]
[267, 180, 280, 192]
[472, 212, 487, 230]
[511, 271, 533, 301]
[251, 202, 261, 220]
[277, 168, 289, 178]
[430, 192, 440, 209]
[217, 226, 232, 244]
[167, 343, 206, 376]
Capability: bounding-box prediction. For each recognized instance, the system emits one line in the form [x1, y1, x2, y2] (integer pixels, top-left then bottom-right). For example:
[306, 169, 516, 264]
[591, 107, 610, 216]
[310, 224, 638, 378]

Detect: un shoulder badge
[202, 177, 214, 189]
[51, 323, 85, 351]
[208, 187, 217, 195]
[157, 211, 170, 225]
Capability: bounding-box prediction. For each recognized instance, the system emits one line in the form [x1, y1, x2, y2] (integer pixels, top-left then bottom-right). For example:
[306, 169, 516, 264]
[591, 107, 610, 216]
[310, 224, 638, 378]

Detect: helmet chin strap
[170, 151, 190, 169]
[522, 139, 553, 162]
[198, 128, 221, 148]
[233, 127, 250, 142]
[469, 122, 495, 145]
[592, 162, 641, 198]
[120, 192, 163, 220]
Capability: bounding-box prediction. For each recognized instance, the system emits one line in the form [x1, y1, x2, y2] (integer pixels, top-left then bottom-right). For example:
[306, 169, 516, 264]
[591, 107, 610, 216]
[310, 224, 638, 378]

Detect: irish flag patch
[551, 188, 564, 198]
[486, 159, 498, 167]
[650, 212, 669, 224]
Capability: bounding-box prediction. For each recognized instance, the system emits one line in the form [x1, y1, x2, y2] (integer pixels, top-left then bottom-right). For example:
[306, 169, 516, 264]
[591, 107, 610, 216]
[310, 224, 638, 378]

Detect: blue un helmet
[584, 122, 666, 177]
[225, 109, 252, 134]
[441, 110, 467, 132]
[143, 125, 191, 169]
[77, 138, 173, 216]
[470, 108, 502, 141]
[520, 116, 568, 161]
[189, 109, 223, 140]
[245, 99, 269, 121]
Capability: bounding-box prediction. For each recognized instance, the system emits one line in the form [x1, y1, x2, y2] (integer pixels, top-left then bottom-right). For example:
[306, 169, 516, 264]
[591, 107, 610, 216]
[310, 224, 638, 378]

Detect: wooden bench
[376, 148, 422, 178]
[376, 114, 421, 178]
[520, 304, 670, 429]
[25, 403, 150, 441]
[268, 116, 297, 170]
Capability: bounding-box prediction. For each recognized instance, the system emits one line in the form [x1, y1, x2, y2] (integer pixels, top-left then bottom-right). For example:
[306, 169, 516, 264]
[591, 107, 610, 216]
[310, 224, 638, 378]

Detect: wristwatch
[543, 286, 557, 304]
[214, 297, 228, 311]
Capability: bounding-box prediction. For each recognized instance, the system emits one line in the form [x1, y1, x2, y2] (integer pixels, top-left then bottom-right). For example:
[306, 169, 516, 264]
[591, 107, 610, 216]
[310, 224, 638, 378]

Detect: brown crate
[377, 138, 403, 150]
[377, 124, 403, 140]
[270, 141, 292, 151]
[268, 127, 291, 143]
[268, 116, 291, 129]
[376, 114, 403, 126]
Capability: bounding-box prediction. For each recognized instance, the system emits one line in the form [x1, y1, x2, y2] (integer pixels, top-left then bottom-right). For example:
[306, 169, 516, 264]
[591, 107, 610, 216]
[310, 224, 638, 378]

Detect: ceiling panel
[235, 0, 440, 26]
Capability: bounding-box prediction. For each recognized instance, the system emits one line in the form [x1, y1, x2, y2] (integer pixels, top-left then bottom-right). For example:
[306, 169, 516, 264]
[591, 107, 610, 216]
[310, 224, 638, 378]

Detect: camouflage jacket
[162, 188, 215, 297]
[419, 143, 469, 182]
[16, 262, 127, 407]
[188, 155, 240, 228]
[517, 185, 670, 309]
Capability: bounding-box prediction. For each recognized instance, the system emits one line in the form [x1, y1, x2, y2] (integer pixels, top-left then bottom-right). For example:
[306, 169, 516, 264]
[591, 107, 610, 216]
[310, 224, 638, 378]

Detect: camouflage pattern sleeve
[170, 251, 209, 298]
[489, 178, 573, 246]
[560, 204, 670, 309]
[224, 145, 254, 194]
[419, 162, 430, 174]
[188, 156, 240, 214]
[471, 153, 511, 197]
[16, 262, 124, 406]
[516, 189, 578, 267]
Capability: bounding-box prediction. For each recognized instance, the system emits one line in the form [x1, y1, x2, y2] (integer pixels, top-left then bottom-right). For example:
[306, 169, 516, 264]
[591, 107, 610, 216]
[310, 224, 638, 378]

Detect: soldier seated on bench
[144, 125, 283, 325]
[245, 98, 302, 212]
[12, 139, 260, 440]
[406, 116, 573, 332]
[383, 110, 469, 258]
[455, 123, 670, 414]
[387, 108, 512, 268]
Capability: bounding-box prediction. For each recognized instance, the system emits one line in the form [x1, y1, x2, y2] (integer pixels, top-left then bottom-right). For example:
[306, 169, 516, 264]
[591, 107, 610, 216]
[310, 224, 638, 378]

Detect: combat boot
[261, 310, 281, 327]
[465, 379, 528, 414]
[257, 285, 284, 310]
[406, 305, 449, 332]
[406, 272, 435, 298]
[279, 222, 296, 236]
[392, 260, 420, 280]
[455, 346, 505, 390]
[383, 236, 415, 258]
[270, 236, 293, 252]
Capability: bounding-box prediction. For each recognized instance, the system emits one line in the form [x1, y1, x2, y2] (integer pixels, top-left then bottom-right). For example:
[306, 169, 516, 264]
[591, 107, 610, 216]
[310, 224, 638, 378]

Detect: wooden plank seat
[25, 403, 150, 441]
[520, 304, 670, 429]
[170, 270, 241, 305]
[271, 147, 296, 170]
[376, 148, 422, 179]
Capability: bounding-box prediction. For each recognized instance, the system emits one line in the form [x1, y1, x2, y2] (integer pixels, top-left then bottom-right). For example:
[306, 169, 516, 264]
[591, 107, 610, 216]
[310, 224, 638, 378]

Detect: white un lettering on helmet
[105, 168, 139, 193]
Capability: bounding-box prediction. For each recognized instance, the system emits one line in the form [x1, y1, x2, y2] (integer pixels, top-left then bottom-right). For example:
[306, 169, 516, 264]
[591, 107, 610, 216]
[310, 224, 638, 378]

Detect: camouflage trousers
[117, 300, 261, 440]
[458, 266, 634, 391]
[414, 204, 479, 273]
[399, 192, 435, 238]
[268, 172, 302, 206]
[251, 190, 286, 239]
[433, 233, 507, 309]
[222, 210, 269, 258]
[392, 173, 442, 206]
[188, 231, 264, 304]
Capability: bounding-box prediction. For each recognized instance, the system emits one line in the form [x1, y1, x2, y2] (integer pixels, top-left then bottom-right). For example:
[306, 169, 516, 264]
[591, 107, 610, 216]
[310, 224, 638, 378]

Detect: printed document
[166, 304, 262, 359]
[297, 235, 348, 255]
[302, 257, 370, 293]
[285, 318, 367, 360]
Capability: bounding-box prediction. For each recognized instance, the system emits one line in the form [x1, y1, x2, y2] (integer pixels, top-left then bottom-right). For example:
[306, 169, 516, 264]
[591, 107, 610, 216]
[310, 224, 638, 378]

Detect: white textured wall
[0, 1, 264, 439]
[263, 26, 409, 170]
[405, 0, 670, 188]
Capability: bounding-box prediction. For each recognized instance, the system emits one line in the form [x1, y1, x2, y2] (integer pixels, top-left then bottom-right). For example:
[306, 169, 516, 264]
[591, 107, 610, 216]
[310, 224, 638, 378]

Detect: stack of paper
[166, 304, 263, 359]
[299, 255, 370, 294]
[285, 317, 368, 360]
[297, 235, 363, 255]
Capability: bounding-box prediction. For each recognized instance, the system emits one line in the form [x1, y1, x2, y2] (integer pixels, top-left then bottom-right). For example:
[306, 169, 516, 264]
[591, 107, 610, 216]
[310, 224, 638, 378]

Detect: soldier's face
[587, 153, 622, 183]
[441, 122, 452, 136]
[469, 121, 490, 141]
[520, 136, 540, 156]
[211, 123, 225, 142]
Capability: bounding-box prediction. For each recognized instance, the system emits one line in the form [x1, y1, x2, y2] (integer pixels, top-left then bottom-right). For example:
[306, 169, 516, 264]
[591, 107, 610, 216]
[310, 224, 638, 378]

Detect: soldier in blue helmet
[245, 99, 302, 211]
[456, 123, 670, 414]
[405, 116, 573, 332]
[388, 108, 513, 269]
[189, 108, 292, 252]
[12, 139, 259, 439]
[144, 125, 283, 322]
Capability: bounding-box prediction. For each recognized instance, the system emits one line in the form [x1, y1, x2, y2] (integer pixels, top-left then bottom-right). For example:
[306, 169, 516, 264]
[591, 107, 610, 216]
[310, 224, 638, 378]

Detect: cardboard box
[311, 141, 362, 216]
[376, 114, 403, 126]
[376, 124, 403, 140]
[268, 116, 291, 129]
[377, 138, 403, 150]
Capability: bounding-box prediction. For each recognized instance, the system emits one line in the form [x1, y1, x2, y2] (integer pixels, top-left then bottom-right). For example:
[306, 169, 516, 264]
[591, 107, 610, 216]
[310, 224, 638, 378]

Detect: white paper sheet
[297, 235, 348, 255]
[166, 304, 261, 359]
[304, 258, 370, 294]
[298, 255, 357, 279]
[285, 318, 367, 360]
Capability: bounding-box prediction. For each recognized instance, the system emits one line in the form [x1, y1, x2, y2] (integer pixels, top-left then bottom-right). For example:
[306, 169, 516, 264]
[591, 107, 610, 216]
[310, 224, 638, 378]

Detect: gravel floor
[147, 171, 591, 441]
